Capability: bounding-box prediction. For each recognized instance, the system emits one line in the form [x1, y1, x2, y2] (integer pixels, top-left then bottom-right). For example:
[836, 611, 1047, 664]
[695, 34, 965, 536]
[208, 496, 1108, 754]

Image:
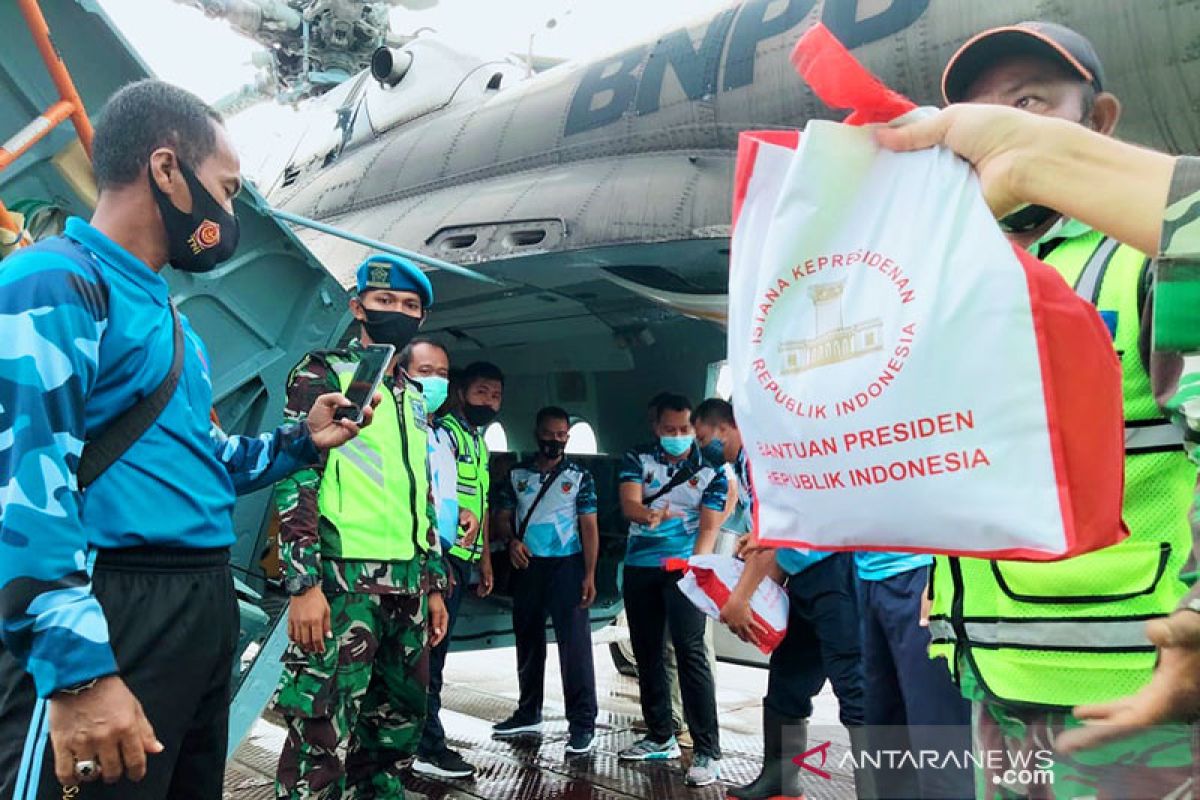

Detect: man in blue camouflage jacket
[0, 80, 369, 800]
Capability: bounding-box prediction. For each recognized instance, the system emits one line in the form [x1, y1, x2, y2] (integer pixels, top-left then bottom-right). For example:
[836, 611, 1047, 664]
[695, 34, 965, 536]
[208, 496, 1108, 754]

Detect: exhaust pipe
[370, 47, 413, 87]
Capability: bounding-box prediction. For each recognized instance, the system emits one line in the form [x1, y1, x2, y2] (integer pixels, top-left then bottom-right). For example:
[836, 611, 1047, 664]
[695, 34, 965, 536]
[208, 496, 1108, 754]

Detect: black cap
[942, 21, 1105, 104]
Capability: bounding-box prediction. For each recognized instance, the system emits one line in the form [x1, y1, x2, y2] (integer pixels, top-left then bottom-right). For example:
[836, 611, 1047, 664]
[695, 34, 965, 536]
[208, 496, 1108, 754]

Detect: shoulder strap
[77, 304, 184, 489]
[1071, 236, 1121, 304]
[517, 461, 567, 540]
[643, 460, 701, 506]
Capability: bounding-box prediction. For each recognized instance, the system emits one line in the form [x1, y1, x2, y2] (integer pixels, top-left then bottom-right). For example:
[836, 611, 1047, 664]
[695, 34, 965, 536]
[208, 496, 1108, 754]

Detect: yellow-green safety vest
[316, 357, 433, 562]
[441, 413, 490, 562]
[929, 231, 1196, 708]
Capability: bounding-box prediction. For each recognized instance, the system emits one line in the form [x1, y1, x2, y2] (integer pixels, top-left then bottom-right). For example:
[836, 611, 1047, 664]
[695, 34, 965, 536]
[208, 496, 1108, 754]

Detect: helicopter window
[487, 72, 504, 90]
[484, 421, 509, 453]
[715, 363, 733, 400]
[565, 420, 599, 455]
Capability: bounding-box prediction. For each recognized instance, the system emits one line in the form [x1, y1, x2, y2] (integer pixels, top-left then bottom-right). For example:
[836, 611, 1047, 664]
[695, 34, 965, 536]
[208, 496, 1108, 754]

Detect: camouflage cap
[355, 253, 434, 308]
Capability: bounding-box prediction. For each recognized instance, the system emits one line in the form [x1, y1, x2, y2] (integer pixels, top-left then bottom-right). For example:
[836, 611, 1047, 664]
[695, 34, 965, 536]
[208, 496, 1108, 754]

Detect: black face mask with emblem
[149, 160, 240, 273]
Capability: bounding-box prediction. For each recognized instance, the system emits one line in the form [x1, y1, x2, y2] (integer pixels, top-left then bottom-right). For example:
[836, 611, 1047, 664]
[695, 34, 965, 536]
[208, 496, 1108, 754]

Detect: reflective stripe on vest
[927, 618, 1153, 652]
[927, 232, 1195, 708]
[1071, 235, 1185, 455]
[441, 413, 489, 562]
[316, 357, 432, 562]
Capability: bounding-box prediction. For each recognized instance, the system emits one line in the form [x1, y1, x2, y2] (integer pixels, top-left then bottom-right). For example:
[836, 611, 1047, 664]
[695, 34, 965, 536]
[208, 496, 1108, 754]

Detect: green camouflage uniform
[271, 342, 447, 800]
[966, 667, 1197, 799]
[968, 156, 1200, 800]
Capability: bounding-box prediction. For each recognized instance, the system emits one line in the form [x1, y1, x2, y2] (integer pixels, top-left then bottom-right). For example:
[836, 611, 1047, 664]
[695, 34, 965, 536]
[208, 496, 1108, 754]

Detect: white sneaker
[685, 754, 722, 787]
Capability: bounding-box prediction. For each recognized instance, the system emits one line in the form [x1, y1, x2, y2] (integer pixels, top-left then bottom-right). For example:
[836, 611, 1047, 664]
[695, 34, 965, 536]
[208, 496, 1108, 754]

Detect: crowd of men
[1, 14, 1199, 800]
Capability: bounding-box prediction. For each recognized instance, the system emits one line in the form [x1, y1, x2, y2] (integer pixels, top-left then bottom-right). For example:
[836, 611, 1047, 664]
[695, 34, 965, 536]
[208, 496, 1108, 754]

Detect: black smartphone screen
[334, 344, 395, 423]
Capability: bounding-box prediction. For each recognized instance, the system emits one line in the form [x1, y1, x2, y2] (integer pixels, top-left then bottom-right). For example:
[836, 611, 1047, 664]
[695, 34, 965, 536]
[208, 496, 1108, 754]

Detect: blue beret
[355, 254, 434, 308]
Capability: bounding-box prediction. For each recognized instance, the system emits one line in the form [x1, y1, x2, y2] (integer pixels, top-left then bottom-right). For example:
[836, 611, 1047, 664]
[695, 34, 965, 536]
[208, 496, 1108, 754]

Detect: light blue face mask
[420, 376, 449, 414]
[660, 434, 695, 457]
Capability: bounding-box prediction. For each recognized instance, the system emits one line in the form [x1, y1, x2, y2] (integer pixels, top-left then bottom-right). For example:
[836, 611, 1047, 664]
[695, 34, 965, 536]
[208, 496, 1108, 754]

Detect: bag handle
[791, 23, 917, 125]
[77, 304, 184, 489]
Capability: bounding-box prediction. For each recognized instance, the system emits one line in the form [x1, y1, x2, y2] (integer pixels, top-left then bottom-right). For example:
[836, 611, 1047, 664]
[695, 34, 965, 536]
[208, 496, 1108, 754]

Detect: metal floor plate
[225, 644, 858, 799]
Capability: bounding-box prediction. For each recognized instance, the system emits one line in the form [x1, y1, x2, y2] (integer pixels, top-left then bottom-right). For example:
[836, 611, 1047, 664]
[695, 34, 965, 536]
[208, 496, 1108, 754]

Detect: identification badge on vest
[1099, 310, 1118, 341]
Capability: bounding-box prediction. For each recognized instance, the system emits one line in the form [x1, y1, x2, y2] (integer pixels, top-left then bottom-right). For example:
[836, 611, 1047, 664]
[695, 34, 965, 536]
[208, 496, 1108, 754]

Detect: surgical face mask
[419, 375, 448, 414]
[537, 438, 566, 459]
[361, 308, 421, 350]
[660, 434, 694, 457]
[148, 160, 240, 273]
[463, 403, 498, 428]
[700, 437, 727, 465]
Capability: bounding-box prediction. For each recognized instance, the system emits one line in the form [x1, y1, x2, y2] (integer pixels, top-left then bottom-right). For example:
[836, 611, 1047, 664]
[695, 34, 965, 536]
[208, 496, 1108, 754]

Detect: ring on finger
[74, 759, 100, 780]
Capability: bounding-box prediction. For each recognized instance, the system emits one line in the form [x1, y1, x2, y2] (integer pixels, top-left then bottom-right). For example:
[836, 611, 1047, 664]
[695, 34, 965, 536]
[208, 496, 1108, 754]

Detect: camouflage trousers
[973, 699, 1199, 799]
[273, 591, 429, 800]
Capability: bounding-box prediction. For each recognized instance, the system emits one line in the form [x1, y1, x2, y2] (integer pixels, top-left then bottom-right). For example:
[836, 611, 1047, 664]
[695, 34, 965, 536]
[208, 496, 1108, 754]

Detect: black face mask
[149, 161, 240, 273]
[361, 307, 421, 349]
[998, 203, 1059, 234]
[463, 403, 498, 428]
[537, 438, 565, 459]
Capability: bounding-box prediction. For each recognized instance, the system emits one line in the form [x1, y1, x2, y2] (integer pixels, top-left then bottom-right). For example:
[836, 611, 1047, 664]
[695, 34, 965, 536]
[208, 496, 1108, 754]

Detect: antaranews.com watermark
[789, 724, 1197, 800]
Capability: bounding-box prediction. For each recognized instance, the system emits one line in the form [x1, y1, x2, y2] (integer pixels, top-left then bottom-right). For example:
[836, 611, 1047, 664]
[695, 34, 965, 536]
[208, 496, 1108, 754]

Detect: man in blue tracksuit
[493, 406, 600, 755]
[692, 399, 866, 800]
[0, 81, 367, 800]
[856, 553, 972, 798]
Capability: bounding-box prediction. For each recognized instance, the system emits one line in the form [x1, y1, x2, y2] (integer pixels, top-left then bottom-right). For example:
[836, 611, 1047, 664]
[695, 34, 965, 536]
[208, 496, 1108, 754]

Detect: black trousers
[767, 552, 864, 727]
[622, 565, 720, 758]
[511, 555, 597, 734]
[0, 547, 237, 800]
[417, 553, 471, 759]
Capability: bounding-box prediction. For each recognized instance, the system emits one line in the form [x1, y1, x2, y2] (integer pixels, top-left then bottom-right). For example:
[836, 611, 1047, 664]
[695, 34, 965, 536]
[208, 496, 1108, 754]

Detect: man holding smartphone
[272, 254, 450, 800]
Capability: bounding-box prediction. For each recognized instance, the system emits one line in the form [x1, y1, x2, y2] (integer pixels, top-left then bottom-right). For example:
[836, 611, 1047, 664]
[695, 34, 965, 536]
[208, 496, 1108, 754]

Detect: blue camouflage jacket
[0, 218, 318, 698]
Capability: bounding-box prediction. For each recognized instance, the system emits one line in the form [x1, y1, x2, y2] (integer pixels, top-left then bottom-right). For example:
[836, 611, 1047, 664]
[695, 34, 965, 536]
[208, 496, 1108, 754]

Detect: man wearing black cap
[927, 22, 1197, 797]
[271, 253, 450, 799]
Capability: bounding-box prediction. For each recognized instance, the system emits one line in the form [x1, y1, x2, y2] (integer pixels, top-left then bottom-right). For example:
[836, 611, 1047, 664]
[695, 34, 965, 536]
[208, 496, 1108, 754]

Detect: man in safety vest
[930, 22, 1198, 796]
[271, 254, 450, 799]
[413, 360, 504, 779]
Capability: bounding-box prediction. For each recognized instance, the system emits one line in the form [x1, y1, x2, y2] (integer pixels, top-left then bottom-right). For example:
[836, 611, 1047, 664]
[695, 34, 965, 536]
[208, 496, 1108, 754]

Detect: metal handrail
[0, 0, 96, 246]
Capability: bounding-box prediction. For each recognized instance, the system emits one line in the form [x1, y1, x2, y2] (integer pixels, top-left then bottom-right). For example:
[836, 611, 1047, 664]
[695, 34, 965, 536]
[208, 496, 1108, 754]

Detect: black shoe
[493, 714, 543, 737]
[729, 704, 807, 800]
[411, 747, 476, 779]
[565, 730, 596, 755]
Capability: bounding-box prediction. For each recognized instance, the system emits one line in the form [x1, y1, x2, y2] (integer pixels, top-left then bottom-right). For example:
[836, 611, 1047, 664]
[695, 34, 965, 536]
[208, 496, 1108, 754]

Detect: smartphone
[334, 344, 395, 424]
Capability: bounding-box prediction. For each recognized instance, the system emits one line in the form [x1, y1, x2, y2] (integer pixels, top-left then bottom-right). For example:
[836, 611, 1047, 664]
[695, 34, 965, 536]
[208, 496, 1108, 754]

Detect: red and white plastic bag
[668, 555, 789, 654]
[727, 26, 1126, 561]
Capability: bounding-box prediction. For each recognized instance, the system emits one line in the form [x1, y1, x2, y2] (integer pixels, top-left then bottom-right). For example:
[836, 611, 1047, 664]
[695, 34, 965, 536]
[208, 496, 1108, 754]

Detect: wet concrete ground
[224, 632, 858, 799]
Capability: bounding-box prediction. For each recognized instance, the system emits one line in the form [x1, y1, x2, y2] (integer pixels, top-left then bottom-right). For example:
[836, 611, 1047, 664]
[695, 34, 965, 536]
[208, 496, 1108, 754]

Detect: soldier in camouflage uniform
[875, 80, 1200, 794]
[923, 24, 1200, 799]
[272, 254, 450, 800]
